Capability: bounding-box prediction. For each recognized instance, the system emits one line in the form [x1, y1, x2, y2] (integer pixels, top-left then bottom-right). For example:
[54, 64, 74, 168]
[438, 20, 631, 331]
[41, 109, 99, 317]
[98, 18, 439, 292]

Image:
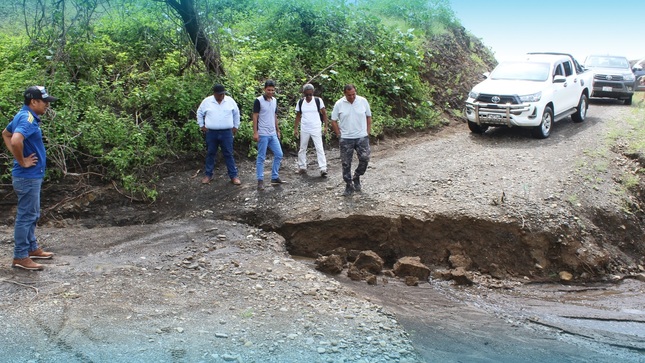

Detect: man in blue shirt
[196, 84, 241, 185]
[2, 86, 57, 270]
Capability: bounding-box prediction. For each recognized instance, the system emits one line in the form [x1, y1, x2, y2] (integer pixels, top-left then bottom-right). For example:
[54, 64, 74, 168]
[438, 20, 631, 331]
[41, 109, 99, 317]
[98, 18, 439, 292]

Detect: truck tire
[624, 96, 632, 106]
[571, 94, 588, 123]
[468, 121, 489, 134]
[532, 106, 553, 139]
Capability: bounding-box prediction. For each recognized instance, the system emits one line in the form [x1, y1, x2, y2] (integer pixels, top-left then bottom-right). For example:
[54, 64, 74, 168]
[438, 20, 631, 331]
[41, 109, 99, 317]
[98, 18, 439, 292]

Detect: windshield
[584, 56, 630, 69]
[490, 62, 550, 81]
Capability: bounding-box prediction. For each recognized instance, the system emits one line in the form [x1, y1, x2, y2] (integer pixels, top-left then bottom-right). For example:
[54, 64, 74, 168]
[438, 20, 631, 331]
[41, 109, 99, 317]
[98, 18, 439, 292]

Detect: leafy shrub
[0, 0, 493, 199]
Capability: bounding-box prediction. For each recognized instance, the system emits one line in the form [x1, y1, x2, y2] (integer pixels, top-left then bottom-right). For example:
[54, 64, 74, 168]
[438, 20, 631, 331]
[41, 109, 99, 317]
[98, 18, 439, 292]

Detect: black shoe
[271, 178, 287, 185]
[343, 183, 354, 197]
[257, 180, 265, 190]
[353, 176, 362, 192]
[320, 170, 327, 178]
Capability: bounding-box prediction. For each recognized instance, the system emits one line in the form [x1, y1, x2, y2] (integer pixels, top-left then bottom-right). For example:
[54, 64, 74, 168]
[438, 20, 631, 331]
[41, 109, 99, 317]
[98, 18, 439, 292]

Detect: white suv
[464, 53, 592, 139]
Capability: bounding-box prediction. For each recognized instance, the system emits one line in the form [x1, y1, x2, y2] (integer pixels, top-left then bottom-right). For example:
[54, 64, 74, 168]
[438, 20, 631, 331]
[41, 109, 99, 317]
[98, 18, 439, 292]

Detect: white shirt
[331, 95, 371, 139]
[197, 95, 240, 130]
[295, 97, 325, 134]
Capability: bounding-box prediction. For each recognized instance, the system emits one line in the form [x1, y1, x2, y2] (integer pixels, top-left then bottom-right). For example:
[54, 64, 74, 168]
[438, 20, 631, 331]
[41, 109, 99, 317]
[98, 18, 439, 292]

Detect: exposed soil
[1, 98, 645, 362]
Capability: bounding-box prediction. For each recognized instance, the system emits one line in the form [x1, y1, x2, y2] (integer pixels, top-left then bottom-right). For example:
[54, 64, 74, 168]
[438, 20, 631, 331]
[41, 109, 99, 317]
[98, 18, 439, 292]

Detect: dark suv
[584, 55, 635, 105]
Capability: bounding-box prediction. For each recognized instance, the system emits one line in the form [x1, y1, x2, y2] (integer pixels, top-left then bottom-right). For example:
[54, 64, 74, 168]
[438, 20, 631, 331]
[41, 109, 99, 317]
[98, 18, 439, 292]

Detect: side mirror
[553, 75, 567, 83]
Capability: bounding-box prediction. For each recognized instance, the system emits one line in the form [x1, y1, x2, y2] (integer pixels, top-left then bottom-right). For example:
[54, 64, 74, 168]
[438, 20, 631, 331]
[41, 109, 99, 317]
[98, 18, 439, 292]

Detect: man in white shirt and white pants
[294, 83, 328, 177]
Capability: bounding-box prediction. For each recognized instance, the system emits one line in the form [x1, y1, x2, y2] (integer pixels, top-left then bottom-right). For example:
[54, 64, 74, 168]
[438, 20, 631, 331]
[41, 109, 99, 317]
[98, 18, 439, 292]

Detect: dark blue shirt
[5, 105, 46, 178]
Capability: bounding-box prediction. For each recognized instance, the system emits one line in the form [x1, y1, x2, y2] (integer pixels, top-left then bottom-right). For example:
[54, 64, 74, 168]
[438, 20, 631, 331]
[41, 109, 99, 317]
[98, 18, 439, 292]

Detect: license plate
[485, 114, 502, 120]
[602, 86, 612, 92]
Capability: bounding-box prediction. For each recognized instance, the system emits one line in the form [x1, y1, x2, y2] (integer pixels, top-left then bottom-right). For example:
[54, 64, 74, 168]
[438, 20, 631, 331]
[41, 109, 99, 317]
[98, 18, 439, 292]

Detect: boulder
[404, 276, 419, 286]
[431, 269, 452, 280]
[347, 264, 363, 281]
[393, 256, 430, 281]
[347, 249, 361, 263]
[353, 250, 384, 275]
[323, 247, 348, 264]
[448, 254, 472, 269]
[488, 263, 507, 280]
[314, 254, 344, 274]
[366, 275, 377, 285]
[450, 267, 474, 285]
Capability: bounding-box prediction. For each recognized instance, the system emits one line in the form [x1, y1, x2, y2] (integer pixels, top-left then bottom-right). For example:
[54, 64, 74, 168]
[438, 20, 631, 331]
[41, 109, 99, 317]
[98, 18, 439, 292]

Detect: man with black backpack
[294, 84, 328, 177]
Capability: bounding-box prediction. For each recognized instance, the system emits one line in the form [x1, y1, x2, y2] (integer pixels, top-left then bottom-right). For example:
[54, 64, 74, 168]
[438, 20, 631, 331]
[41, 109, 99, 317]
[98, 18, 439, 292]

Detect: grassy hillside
[0, 0, 495, 199]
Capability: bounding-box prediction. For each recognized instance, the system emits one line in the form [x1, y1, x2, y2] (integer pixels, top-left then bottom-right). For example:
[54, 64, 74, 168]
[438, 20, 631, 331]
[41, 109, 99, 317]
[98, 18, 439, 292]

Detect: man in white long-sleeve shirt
[196, 84, 242, 185]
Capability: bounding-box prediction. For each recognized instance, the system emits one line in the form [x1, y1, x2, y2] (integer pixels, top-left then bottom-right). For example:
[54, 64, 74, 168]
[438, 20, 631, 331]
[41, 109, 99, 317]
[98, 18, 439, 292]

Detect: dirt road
[1, 99, 644, 362]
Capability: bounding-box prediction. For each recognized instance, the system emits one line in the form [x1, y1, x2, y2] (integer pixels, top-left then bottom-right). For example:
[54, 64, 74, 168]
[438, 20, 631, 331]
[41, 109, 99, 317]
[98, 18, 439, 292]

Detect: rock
[315, 254, 344, 275]
[353, 250, 384, 275]
[634, 273, 645, 282]
[488, 263, 507, 279]
[324, 247, 348, 263]
[347, 249, 361, 262]
[382, 269, 396, 278]
[347, 264, 363, 281]
[559, 271, 573, 282]
[404, 276, 419, 286]
[450, 268, 474, 285]
[366, 275, 377, 285]
[431, 269, 452, 280]
[449, 254, 472, 269]
[393, 256, 430, 281]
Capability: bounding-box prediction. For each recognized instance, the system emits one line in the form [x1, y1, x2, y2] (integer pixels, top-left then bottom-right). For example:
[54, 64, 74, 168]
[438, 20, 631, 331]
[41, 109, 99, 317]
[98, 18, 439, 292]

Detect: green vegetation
[0, 0, 493, 199]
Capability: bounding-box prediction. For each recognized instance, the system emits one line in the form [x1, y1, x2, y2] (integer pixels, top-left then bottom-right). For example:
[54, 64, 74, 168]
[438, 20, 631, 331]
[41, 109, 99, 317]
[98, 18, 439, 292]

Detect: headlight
[468, 91, 479, 99]
[519, 92, 542, 102]
[624, 74, 635, 81]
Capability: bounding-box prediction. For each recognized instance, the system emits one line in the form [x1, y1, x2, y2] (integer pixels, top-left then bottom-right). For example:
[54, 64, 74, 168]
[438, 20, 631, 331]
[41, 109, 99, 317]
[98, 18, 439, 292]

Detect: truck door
[561, 60, 579, 110]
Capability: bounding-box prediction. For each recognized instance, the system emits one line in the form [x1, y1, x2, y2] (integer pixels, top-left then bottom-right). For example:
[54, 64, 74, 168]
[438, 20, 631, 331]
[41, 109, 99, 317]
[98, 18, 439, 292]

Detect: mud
[1, 100, 645, 361]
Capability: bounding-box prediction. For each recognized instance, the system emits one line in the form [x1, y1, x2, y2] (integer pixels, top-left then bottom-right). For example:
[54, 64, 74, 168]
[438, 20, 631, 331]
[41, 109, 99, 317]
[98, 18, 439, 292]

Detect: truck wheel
[532, 106, 552, 139]
[468, 121, 488, 134]
[624, 96, 632, 106]
[571, 94, 588, 123]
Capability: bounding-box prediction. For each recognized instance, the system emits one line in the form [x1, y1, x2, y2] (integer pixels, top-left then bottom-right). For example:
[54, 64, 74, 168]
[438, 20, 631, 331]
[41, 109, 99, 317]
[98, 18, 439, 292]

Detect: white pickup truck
[464, 53, 593, 138]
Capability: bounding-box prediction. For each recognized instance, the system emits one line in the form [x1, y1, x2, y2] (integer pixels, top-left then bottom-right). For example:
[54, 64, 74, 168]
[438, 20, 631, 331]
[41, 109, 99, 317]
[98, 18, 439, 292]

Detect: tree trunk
[165, 0, 224, 75]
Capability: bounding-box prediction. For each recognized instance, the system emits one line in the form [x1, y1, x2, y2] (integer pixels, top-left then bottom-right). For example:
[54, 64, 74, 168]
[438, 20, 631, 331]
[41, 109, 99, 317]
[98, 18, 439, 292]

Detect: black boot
[343, 183, 354, 196]
[352, 175, 362, 192]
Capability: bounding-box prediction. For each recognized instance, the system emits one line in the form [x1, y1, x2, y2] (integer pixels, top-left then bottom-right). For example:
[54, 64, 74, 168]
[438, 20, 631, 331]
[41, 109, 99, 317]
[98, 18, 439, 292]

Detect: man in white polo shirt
[330, 84, 372, 196]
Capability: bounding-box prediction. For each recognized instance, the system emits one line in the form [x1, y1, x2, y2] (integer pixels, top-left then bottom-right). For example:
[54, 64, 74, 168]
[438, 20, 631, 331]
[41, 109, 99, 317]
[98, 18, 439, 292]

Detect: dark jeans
[340, 136, 370, 184]
[205, 129, 238, 179]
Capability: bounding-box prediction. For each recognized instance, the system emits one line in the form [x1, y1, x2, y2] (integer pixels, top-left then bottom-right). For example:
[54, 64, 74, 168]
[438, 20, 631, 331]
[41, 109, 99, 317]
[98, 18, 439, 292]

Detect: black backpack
[297, 97, 323, 122]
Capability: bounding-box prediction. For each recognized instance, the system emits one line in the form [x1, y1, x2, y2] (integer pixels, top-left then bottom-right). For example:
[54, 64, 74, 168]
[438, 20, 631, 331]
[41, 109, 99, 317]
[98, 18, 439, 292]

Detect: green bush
[0, 0, 491, 200]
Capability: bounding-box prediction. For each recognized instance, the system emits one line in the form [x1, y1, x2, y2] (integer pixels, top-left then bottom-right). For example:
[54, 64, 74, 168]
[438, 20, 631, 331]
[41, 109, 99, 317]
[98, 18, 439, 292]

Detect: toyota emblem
[491, 96, 501, 103]
[606, 75, 612, 81]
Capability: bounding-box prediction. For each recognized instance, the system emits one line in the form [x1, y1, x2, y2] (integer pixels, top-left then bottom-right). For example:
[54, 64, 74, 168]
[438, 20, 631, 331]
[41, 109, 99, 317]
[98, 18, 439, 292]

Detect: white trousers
[298, 130, 327, 171]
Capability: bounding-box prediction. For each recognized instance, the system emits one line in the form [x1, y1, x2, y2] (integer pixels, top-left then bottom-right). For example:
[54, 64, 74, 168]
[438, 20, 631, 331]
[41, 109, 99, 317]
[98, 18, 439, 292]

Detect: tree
[164, 0, 225, 75]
